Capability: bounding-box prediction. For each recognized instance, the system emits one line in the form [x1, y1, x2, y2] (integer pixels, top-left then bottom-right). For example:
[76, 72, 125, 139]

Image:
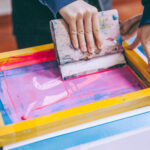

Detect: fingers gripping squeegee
[50, 9, 126, 80]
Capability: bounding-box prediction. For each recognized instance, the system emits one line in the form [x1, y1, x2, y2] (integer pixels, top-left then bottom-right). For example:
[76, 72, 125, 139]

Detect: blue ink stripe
[11, 111, 150, 150]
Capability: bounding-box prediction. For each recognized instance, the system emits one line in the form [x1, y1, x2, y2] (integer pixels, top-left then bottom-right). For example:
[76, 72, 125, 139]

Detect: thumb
[127, 29, 141, 50]
[120, 14, 142, 40]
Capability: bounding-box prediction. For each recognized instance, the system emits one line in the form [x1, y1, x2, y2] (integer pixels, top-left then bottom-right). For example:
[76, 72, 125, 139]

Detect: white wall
[0, 0, 12, 15]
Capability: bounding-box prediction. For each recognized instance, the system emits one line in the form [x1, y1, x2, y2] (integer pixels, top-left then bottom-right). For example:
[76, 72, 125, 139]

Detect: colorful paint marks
[0, 60, 144, 124]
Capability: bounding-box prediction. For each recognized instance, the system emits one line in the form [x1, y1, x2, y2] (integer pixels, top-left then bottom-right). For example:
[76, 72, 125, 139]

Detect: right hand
[120, 14, 150, 71]
[59, 0, 101, 53]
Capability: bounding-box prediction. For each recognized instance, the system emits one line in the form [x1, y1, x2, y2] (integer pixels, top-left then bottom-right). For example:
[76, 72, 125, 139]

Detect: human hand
[120, 15, 150, 70]
[120, 14, 142, 40]
[59, 0, 101, 53]
[128, 25, 150, 70]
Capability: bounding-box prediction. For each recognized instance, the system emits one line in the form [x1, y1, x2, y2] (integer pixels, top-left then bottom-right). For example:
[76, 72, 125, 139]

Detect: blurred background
[0, 0, 143, 53]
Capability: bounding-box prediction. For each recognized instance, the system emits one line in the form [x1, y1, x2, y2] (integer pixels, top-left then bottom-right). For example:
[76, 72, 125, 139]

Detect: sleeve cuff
[140, 4, 150, 27]
[42, 0, 76, 18]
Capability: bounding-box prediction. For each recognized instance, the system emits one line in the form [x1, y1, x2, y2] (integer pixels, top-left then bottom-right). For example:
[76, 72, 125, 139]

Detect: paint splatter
[112, 14, 118, 20]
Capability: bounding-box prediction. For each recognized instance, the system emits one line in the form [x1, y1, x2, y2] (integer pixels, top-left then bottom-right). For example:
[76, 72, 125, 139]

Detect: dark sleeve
[140, 0, 150, 26]
[39, 0, 76, 18]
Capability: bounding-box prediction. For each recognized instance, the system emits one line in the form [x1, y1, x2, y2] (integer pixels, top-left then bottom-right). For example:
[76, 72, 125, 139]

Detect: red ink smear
[106, 37, 115, 41]
[33, 79, 70, 111]
[3, 69, 20, 119]
[67, 67, 120, 81]
[21, 116, 27, 120]
[0, 49, 56, 71]
[20, 79, 70, 120]
[77, 74, 100, 89]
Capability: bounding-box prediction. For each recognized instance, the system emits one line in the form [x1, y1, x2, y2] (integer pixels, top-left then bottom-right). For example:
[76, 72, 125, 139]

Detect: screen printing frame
[0, 42, 150, 146]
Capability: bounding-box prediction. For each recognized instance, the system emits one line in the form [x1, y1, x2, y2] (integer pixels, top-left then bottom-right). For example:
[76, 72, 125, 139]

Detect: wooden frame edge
[0, 88, 150, 146]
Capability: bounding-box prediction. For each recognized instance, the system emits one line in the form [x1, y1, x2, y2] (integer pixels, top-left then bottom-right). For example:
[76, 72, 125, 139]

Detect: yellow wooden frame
[123, 42, 150, 83]
[0, 42, 150, 146]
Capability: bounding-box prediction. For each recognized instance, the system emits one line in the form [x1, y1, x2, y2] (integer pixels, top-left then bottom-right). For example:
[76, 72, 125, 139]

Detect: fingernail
[83, 46, 87, 52]
[98, 45, 101, 50]
[97, 43, 101, 50]
[91, 48, 95, 54]
[88, 49, 93, 54]
[81, 46, 87, 53]
[74, 43, 79, 49]
[75, 45, 79, 49]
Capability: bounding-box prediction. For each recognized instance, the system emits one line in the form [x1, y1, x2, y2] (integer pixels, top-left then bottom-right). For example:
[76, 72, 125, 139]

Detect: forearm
[140, 0, 150, 26]
[39, 0, 76, 18]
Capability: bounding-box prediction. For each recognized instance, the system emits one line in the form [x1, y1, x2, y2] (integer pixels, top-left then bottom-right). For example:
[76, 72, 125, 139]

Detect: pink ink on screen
[0, 61, 144, 123]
